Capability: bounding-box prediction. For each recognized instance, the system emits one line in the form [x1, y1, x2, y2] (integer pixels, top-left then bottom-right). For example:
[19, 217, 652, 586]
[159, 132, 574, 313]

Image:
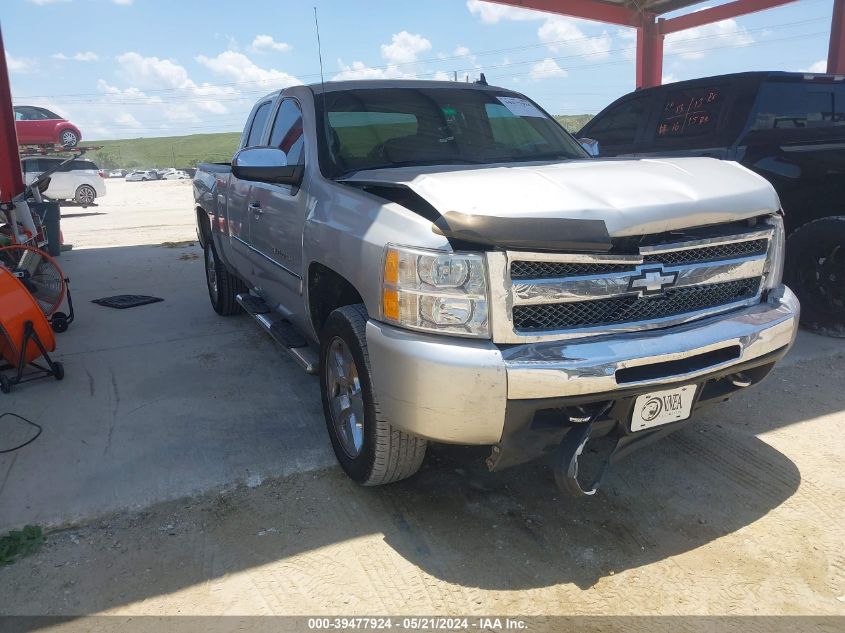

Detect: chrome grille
[490, 222, 776, 344]
[510, 238, 769, 279]
[513, 279, 761, 331]
[642, 239, 768, 266]
[511, 261, 632, 279]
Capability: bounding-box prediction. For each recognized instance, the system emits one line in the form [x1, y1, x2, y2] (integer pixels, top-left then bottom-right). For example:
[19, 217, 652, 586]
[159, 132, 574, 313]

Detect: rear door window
[752, 82, 840, 129]
[656, 86, 725, 139]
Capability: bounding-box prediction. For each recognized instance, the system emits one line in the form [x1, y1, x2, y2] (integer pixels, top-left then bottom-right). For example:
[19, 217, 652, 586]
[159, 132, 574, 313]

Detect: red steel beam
[659, 0, 798, 35]
[637, 15, 664, 88]
[830, 0, 845, 73]
[485, 0, 640, 27]
[0, 25, 23, 205]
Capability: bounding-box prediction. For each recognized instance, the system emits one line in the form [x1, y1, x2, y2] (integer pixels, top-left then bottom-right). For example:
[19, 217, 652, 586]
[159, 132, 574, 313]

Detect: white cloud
[331, 31, 432, 80]
[538, 17, 612, 59]
[380, 31, 431, 65]
[6, 51, 37, 74]
[112, 0, 133, 4]
[250, 35, 292, 53]
[466, 0, 539, 23]
[196, 50, 300, 90]
[332, 59, 414, 81]
[665, 19, 753, 60]
[52, 51, 99, 62]
[115, 112, 142, 128]
[800, 59, 827, 73]
[530, 58, 568, 80]
[27, 0, 70, 4]
[662, 73, 678, 84]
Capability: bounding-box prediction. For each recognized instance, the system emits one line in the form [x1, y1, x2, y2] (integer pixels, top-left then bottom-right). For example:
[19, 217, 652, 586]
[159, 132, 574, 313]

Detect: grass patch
[0, 525, 45, 565]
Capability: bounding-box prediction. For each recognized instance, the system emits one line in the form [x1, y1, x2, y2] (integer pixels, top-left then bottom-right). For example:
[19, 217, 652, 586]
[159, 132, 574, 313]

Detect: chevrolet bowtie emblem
[628, 267, 678, 296]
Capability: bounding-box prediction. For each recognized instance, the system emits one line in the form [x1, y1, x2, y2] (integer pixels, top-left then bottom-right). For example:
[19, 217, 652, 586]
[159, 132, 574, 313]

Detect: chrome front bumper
[366, 286, 799, 445]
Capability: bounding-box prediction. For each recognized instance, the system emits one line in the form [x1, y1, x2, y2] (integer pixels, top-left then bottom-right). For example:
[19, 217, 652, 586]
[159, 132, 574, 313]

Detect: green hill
[86, 132, 241, 170]
[554, 114, 593, 134]
[87, 114, 593, 170]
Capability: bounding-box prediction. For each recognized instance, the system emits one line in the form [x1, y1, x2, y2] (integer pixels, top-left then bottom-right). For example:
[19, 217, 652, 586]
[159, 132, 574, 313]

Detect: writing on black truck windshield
[316, 87, 585, 177]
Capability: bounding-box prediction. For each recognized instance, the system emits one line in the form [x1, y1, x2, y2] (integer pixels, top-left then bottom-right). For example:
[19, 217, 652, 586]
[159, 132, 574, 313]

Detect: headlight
[381, 244, 489, 338]
[764, 214, 785, 289]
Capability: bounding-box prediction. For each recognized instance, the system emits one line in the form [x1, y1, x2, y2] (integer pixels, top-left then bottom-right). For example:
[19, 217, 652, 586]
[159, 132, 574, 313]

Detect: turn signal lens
[382, 289, 399, 321]
[384, 249, 399, 285]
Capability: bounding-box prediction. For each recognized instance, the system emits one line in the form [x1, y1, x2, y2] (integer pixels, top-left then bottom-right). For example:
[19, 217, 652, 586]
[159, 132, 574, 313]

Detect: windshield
[315, 86, 586, 178]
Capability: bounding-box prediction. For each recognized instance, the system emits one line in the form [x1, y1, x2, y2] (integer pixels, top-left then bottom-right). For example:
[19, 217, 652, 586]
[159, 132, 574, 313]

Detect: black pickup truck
[578, 71, 845, 335]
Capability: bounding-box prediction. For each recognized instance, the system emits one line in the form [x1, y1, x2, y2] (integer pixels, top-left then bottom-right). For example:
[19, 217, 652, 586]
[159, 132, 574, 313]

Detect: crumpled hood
[342, 157, 780, 237]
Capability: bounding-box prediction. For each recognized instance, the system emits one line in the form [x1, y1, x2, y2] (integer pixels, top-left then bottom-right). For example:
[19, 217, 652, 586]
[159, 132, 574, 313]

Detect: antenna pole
[314, 6, 326, 90]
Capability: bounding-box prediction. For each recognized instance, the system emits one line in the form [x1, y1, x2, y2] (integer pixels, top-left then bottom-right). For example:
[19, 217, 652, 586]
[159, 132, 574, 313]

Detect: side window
[656, 86, 725, 139]
[753, 82, 838, 130]
[245, 101, 272, 147]
[586, 98, 648, 147]
[269, 99, 305, 166]
[14, 108, 24, 121]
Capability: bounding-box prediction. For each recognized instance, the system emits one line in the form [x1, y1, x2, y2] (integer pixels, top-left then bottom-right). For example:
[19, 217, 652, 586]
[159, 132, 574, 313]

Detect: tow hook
[554, 403, 614, 498]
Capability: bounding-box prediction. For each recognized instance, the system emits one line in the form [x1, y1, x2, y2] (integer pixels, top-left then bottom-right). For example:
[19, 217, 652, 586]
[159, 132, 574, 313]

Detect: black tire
[59, 129, 78, 148]
[0, 375, 11, 394]
[204, 240, 245, 316]
[74, 184, 96, 206]
[785, 216, 845, 337]
[53, 362, 65, 381]
[51, 313, 69, 333]
[319, 304, 426, 486]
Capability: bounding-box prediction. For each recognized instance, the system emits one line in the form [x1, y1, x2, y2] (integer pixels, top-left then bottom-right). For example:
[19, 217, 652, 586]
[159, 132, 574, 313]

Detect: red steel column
[636, 14, 664, 89]
[0, 25, 23, 205]
[830, 0, 845, 74]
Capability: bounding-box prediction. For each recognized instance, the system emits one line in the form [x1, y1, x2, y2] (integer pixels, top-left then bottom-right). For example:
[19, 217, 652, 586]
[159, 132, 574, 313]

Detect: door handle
[249, 202, 262, 218]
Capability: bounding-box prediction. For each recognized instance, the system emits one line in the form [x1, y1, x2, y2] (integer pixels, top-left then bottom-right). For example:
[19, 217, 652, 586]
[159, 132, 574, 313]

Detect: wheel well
[196, 207, 211, 248]
[308, 263, 364, 338]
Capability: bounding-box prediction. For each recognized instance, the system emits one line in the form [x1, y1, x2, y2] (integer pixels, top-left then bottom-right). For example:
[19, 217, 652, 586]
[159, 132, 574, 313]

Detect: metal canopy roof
[489, 0, 844, 87]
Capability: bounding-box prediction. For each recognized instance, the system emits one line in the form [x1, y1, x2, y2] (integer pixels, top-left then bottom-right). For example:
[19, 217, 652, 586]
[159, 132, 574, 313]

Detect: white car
[125, 170, 157, 182]
[163, 170, 189, 180]
[109, 169, 126, 178]
[21, 156, 106, 205]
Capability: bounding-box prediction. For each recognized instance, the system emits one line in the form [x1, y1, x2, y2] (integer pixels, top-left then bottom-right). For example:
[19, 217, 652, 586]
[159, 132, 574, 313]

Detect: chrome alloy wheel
[76, 185, 95, 204]
[61, 130, 78, 147]
[325, 336, 365, 458]
[205, 245, 218, 302]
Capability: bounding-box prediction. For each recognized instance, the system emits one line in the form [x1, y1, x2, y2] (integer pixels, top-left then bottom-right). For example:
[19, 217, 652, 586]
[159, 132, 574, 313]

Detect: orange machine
[0, 266, 64, 393]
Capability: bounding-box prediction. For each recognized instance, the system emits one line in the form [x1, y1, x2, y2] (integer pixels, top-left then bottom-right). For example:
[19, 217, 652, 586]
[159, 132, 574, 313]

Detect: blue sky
[3, 0, 836, 139]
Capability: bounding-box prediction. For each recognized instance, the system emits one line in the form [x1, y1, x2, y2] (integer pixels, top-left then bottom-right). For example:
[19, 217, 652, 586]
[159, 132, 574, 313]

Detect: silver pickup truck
[194, 79, 799, 496]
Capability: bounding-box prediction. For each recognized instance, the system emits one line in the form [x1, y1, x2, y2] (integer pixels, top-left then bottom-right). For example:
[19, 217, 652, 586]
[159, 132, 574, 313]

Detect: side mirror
[232, 147, 302, 186]
[578, 137, 600, 157]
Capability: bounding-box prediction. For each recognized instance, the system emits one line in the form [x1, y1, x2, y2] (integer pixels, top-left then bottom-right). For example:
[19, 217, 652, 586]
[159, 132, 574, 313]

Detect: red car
[14, 105, 81, 148]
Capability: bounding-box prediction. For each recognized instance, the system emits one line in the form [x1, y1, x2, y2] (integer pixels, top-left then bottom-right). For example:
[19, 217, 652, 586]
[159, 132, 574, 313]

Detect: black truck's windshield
[315, 86, 586, 177]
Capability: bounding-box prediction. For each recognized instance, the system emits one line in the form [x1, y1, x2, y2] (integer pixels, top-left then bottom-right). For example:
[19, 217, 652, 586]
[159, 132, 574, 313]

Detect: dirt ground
[1, 178, 844, 623]
[2, 351, 845, 620]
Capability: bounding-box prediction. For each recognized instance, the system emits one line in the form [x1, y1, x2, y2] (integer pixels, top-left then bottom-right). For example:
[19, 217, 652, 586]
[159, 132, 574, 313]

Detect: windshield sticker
[496, 96, 545, 118]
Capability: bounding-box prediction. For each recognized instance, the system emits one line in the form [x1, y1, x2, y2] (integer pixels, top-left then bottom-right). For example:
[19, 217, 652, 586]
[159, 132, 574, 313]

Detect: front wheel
[320, 304, 427, 485]
[204, 240, 245, 316]
[59, 129, 78, 148]
[785, 216, 845, 337]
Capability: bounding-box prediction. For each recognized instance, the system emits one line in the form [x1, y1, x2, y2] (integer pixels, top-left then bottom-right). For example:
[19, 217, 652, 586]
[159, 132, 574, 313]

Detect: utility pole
[171, 145, 176, 167]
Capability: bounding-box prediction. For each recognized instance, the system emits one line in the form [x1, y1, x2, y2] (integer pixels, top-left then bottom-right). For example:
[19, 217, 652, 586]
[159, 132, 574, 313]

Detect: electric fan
[0, 245, 74, 333]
